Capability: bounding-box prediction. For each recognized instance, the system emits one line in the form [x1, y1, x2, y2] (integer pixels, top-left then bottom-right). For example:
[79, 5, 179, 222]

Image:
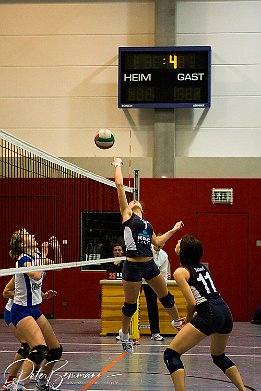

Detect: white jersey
[152, 247, 169, 283]
[5, 298, 13, 312]
[14, 253, 44, 307]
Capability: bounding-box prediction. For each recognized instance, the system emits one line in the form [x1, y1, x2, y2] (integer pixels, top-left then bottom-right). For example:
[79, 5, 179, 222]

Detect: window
[81, 212, 124, 271]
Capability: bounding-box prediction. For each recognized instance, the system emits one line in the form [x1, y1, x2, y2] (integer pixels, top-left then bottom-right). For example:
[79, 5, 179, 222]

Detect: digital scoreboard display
[118, 46, 211, 109]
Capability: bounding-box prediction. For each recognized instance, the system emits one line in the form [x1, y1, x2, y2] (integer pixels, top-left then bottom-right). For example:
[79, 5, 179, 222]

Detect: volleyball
[94, 128, 115, 149]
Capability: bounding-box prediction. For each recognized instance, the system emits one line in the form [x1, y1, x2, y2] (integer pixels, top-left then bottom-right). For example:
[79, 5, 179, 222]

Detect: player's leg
[120, 279, 142, 353]
[147, 273, 180, 321]
[3, 314, 30, 390]
[164, 323, 206, 391]
[142, 284, 162, 339]
[36, 314, 62, 378]
[5, 323, 30, 386]
[12, 316, 48, 390]
[122, 279, 142, 334]
[210, 333, 246, 391]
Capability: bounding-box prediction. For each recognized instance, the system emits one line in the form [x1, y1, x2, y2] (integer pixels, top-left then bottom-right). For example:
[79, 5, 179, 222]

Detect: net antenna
[0, 129, 132, 276]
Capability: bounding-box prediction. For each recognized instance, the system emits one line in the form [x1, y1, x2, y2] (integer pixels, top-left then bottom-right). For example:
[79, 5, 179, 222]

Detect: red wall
[1, 178, 260, 321]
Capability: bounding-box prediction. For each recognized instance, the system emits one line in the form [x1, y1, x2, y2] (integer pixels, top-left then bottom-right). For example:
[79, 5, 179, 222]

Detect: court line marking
[0, 350, 260, 358]
[81, 337, 144, 390]
[2, 341, 261, 349]
[81, 351, 126, 390]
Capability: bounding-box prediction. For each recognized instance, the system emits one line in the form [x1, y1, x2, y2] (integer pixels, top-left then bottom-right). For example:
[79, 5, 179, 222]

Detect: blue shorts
[4, 308, 12, 326]
[122, 259, 160, 282]
[190, 299, 233, 336]
[11, 303, 42, 327]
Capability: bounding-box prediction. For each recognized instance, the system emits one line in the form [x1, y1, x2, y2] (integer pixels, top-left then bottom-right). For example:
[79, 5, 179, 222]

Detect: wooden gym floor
[0, 319, 260, 390]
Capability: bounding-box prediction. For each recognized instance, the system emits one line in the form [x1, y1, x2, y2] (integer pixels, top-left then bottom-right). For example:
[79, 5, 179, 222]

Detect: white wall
[0, 1, 155, 178]
[0, 1, 260, 178]
[175, 0, 261, 160]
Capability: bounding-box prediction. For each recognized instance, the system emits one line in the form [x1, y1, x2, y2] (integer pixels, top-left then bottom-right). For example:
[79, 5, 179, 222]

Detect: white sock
[122, 332, 129, 341]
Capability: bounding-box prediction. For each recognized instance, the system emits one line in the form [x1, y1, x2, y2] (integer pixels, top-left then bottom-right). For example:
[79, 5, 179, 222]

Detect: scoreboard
[118, 46, 211, 109]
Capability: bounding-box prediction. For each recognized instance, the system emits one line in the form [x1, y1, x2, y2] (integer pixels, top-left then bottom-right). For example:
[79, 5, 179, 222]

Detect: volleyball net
[0, 129, 133, 277]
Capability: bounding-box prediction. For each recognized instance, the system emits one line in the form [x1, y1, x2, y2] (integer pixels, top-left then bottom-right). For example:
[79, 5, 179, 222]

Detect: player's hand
[41, 242, 49, 258]
[111, 157, 123, 167]
[42, 290, 57, 299]
[49, 236, 60, 249]
[173, 221, 184, 232]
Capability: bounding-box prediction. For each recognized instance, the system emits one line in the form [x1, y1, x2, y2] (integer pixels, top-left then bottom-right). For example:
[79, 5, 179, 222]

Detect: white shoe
[151, 333, 164, 341]
[121, 340, 134, 353]
[8, 380, 26, 391]
[118, 329, 134, 353]
[116, 329, 121, 341]
[34, 383, 61, 391]
[2, 382, 15, 391]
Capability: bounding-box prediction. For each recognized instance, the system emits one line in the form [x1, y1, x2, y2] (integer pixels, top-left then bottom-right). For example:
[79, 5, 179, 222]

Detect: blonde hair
[9, 228, 24, 259]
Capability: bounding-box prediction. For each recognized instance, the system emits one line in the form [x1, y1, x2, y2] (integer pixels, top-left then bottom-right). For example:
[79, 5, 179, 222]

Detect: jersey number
[197, 272, 217, 294]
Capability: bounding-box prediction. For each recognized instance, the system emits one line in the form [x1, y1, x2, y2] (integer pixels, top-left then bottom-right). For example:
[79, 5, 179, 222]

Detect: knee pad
[160, 291, 175, 308]
[164, 348, 184, 375]
[17, 342, 30, 358]
[46, 344, 63, 362]
[28, 345, 49, 365]
[122, 302, 137, 317]
[211, 353, 235, 373]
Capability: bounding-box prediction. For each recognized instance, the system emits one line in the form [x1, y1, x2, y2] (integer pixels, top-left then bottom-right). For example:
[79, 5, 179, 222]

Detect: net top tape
[0, 257, 125, 277]
[0, 129, 133, 192]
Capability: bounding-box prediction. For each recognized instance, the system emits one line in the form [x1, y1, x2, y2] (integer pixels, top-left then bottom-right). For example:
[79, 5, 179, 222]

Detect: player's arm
[3, 276, 15, 299]
[38, 237, 62, 266]
[152, 221, 184, 247]
[174, 267, 196, 323]
[113, 157, 132, 222]
[23, 262, 43, 281]
[49, 236, 62, 263]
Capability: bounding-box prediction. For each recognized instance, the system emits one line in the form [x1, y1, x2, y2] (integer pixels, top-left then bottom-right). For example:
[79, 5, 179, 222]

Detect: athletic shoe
[2, 382, 15, 391]
[118, 329, 134, 353]
[34, 384, 61, 391]
[115, 334, 121, 341]
[121, 340, 134, 353]
[7, 381, 26, 391]
[151, 333, 164, 341]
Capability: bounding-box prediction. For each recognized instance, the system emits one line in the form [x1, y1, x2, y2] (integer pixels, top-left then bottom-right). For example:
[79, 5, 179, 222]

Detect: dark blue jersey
[183, 264, 221, 306]
[123, 213, 153, 258]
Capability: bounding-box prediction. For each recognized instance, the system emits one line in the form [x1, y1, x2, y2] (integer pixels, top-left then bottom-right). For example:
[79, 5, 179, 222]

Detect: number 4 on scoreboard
[169, 54, 178, 69]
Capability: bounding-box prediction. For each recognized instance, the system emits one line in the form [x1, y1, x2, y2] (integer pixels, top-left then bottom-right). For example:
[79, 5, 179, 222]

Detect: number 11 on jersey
[197, 272, 217, 294]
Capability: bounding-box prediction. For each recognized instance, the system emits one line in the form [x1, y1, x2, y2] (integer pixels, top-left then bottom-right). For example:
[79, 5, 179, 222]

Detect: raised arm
[152, 221, 184, 247]
[113, 157, 132, 222]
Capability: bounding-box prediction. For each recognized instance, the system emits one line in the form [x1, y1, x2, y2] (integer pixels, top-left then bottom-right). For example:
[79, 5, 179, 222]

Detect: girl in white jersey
[2, 281, 30, 391]
[9, 229, 62, 391]
[2, 276, 57, 391]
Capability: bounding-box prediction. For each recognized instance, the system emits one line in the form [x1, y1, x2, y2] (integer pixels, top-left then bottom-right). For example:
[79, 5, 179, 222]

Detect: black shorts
[190, 299, 233, 336]
[122, 259, 160, 282]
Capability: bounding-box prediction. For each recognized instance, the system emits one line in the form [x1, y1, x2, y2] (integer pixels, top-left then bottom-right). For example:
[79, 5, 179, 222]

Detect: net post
[133, 169, 140, 201]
